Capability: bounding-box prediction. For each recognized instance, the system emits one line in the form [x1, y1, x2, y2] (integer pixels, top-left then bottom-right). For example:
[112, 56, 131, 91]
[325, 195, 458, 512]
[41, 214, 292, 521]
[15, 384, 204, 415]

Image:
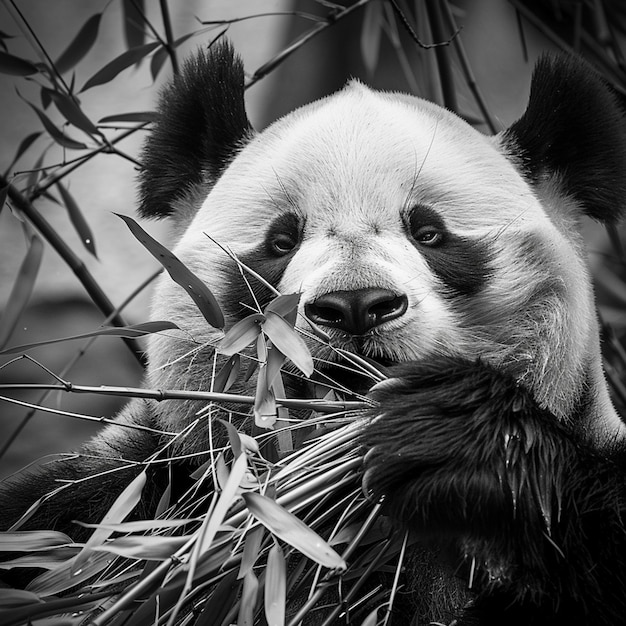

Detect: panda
[2, 40, 626, 625]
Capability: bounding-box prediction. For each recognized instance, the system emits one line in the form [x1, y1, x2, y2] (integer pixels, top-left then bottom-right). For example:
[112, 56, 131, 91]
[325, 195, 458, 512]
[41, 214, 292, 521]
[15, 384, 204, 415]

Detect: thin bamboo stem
[159, 0, 179, 74]
[1, 177, 145, 363]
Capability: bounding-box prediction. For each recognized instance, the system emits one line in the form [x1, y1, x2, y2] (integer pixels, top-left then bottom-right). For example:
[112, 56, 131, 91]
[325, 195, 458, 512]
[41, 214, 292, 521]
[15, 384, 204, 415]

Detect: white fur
[145, 81, 625, 448]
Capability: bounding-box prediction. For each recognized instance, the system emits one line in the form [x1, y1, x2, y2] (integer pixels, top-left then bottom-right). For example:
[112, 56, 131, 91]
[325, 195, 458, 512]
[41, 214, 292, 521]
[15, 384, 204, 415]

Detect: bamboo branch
[425, 0, 457, 113]
[30, 122, 150, 199]
[440, 0, 498, 133]
[159, 0, 179, 74]
[0, 381, 371, 413]
[0, 176, 145, 364]
[3, 0, 73, 95]
[247, 0, 374, 87]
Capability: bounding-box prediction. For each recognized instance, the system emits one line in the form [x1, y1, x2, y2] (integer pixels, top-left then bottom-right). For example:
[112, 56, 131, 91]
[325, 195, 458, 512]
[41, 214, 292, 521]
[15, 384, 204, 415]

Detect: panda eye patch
[266, 212, 302, 257]
[271, 232, 298, 254]
[413, 226, 444, 247]
[406, 205, 446, 247]
[405, 203, 491, 296]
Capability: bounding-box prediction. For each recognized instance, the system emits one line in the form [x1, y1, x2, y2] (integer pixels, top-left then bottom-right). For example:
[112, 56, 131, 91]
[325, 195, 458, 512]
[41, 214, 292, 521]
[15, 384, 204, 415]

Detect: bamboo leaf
[75, 519, 195, 532]
[242, 492, 346, 571]
[239, 432, 260, 455]
[215, 452, 230, 490]
[218, 418, 243, 458]
[155, 475, 172, 517]
[6, 491, 48, 532]
[150, 30, 199, 81]
[27, 550, 112, 596]
[0, 50, 38, 75]
[190, 457, 213, 481]
[26, 147, 47, 193]
[361, 607, 381, 626]
[264, 542, 286, 626]
[237, 570, 259, 626]
[255, 355, 277, 429]
[0, 547, 78, 570]
[117, 213, 225, 328]
[21, 96, 87, 150]
[243, 356, 259, 383]
[3, 131, 41, 175]
[57, 181, 97, 256]
[217, 419, 260, 459]
[198, 454, 248, 554]
[55, 13, 102, 74]
[40, 85, 51, 109]
[256, 330, 268, 361]
[73, 470, 147, 572]
[0, 234, 43, 350]
[193, 568, 239, 624]
[0, 588, 44, 607]
[0, 184, 8, 214]
[265, 341, 286, 389]
[150, 44, 169, 80]
[0, 531, 73, 551]
[93, 535, 190, 560]
[123, 0, 146, 49]
[270, 373, 292, 454]
[0, 320, 178, 354]
[213, 354, 241, 393]
[43, 88, 100, 137]
[329, 523, 360, 546]
[98, 111, 157, 124]
[81, 41, 160, 91]
[265, 293, 300, 325]
[218, 313, 264, 355]
[238, 526, 264, 579]
[262, 312, 313, 377]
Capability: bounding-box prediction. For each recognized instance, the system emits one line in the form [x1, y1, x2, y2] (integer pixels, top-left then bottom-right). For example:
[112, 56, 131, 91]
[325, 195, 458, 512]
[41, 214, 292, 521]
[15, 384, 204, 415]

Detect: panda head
[139, 43, 626, 447]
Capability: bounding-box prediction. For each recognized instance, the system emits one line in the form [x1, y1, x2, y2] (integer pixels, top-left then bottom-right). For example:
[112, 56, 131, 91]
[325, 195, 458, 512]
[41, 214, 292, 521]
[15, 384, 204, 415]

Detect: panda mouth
[310, 350, 395, 398]
[299, 325, 399, 396]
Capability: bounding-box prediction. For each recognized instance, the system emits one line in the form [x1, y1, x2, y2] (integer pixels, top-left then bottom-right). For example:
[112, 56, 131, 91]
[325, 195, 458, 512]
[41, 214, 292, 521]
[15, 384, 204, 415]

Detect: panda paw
[361, 356, 563, 537]
[360, 356, 626, 621]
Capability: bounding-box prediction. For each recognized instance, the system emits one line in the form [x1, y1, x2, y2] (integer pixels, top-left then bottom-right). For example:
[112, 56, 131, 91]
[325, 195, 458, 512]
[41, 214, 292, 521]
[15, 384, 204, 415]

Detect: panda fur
[2, 42, 626, 625]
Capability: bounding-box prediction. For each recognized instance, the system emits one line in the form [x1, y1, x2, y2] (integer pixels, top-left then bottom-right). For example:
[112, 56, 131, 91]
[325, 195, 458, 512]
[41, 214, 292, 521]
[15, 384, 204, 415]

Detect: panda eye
[266, 212, 302, 257]
[406, 205, 446, 248]
[270, 232, 298, 255]
[413, 226, 444, 247]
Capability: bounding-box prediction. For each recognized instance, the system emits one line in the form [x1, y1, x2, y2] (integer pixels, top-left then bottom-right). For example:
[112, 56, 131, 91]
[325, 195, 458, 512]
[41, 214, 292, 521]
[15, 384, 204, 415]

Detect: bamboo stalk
[0, 177, 145, 363]
[0, 381, 370, 413]
[159, 0, 179, 74]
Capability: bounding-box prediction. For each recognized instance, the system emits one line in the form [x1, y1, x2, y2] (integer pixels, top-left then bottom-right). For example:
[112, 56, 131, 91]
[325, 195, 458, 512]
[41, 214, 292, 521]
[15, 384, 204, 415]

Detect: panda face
[141, 49, 626, 449]
[153, 81, 599, 432]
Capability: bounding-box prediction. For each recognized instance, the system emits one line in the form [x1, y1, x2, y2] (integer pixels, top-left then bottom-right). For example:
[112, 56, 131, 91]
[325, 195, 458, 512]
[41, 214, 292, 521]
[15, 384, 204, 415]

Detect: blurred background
[1, 0, 625, 476]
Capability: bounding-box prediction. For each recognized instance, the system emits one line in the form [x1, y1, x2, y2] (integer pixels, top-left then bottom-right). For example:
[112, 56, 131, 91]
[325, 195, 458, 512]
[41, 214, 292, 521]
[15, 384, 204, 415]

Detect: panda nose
[304, 288, 408, 335]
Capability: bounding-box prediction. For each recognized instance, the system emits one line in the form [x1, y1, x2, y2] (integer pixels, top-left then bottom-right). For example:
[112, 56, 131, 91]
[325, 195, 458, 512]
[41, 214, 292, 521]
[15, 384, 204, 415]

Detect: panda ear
[138, 41, 253, 219]
[502, 54, 626, 223]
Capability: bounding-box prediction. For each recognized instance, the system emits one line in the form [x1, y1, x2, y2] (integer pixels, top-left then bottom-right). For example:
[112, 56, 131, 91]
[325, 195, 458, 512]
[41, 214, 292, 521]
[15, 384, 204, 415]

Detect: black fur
[503, 54, 626, 222]
[361, 357, 626, 625]
[0, 401, 165, 542]
[138, 41, 253, 218]
[221, 215, 303, 321]
[406, 205, 493, 297]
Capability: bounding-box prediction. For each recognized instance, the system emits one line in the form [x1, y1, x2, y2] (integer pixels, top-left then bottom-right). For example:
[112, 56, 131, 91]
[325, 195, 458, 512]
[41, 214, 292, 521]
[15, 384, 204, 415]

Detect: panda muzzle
[304, 288, 408, 335]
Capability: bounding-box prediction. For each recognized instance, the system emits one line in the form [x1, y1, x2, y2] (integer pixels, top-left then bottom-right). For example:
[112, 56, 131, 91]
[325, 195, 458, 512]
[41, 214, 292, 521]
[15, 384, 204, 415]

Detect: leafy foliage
[0, 1, 625, 625]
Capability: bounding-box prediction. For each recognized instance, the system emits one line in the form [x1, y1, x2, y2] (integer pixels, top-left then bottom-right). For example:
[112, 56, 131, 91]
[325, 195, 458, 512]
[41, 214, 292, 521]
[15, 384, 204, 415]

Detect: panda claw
[369, 377, 401, 393]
